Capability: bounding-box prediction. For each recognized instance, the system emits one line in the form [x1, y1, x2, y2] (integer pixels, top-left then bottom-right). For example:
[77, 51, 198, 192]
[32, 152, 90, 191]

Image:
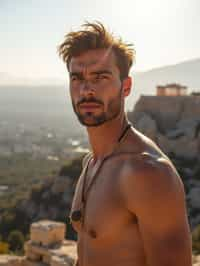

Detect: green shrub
[7, 230, 24, 252]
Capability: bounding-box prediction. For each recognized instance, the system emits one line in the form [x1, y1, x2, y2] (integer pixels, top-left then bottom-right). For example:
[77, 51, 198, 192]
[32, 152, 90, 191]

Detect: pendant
[70, 202, 85, 227]
[70, 209, 82, 222]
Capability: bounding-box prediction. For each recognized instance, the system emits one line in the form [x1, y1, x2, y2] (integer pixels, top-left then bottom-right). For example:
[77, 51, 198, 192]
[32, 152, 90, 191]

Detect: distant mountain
[127, 58, 200, 110]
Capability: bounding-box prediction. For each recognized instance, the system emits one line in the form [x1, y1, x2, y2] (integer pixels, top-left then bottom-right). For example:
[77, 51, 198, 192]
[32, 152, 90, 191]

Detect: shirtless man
[58, 22, 192, 266]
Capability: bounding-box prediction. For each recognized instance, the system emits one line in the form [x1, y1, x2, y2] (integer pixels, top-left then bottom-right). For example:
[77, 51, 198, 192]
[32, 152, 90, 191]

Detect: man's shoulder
[128, 151, 174, 175]
[120, 151, 184, 204]
[120, 127, 179, 181]
[129, 150, 181, 183]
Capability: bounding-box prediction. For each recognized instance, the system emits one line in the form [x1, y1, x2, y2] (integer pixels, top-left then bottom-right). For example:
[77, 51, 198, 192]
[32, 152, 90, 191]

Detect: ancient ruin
[0, 220, 76, 266]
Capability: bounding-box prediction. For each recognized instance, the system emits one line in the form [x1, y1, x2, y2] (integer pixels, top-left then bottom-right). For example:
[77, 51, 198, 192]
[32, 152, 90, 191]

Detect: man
[58, 22, 192, 266]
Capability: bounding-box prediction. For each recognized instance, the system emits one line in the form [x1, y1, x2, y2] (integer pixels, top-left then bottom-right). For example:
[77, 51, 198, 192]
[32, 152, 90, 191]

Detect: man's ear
[122, 76, 132, 97]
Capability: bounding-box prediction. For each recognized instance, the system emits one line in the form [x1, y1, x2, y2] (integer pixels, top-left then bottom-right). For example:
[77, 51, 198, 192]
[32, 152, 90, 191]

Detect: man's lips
[79, 103, 101, 110]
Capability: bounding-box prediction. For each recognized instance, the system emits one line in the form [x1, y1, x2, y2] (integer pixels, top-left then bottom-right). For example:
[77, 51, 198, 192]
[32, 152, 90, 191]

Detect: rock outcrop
[129, 95, 200, 160]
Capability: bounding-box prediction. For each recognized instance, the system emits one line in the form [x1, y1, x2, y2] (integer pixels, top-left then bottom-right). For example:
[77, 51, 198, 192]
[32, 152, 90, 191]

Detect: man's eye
[96, 75, 108, 80]
[71, 76, 83, 81]
[71, 76, 78, 81]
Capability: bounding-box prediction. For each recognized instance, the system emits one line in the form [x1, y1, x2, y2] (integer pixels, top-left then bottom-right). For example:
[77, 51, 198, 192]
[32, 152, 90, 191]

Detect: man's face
[68, 49, 125, 127]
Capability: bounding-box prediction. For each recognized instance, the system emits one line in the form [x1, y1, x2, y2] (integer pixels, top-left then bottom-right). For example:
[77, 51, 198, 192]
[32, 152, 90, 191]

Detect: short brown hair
[57, 22, 135, 80]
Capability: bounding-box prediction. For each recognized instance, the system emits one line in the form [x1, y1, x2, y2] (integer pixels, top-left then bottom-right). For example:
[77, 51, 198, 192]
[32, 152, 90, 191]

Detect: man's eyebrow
[69, 70, 113, 77]
[69, 72, 83, 77]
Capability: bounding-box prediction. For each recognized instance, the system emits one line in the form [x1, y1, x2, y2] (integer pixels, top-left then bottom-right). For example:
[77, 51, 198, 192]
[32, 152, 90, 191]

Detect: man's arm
[121, 157, 192, 266]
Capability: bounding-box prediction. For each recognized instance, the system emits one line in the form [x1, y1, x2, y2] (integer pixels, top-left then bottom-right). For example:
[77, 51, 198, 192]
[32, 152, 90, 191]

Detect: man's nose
[80, 80, 95, 96]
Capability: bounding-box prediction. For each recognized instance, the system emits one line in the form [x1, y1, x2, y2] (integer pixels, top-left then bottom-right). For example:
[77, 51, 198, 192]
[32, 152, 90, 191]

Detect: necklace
[70, 122, 132, 226]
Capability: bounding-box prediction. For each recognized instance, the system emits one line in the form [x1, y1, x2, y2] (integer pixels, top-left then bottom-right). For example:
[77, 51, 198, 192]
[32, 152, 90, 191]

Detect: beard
[71, 88, 123, 127]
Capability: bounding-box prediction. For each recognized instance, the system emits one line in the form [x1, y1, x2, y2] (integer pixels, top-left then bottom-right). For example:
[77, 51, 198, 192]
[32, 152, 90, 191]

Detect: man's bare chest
[70, 158, 134, 239]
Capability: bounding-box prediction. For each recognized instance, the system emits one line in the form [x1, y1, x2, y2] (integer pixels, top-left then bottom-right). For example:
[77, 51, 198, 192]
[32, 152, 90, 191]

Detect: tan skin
[68, 49, 192, 266]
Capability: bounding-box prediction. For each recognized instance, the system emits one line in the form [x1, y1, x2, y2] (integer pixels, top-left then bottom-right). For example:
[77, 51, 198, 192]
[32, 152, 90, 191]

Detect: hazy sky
[0, 0, 200, 80]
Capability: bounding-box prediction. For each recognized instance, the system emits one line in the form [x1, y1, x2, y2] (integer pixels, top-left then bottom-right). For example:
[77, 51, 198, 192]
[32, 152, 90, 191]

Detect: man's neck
[86, 114, 129, 161]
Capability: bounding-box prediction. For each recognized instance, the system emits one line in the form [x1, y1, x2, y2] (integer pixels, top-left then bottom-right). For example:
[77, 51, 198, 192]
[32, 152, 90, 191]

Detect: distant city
[0, 119, 88, 160]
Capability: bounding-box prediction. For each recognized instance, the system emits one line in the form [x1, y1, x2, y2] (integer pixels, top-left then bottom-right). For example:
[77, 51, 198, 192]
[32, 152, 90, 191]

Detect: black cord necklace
[70, 122, 132, 225]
